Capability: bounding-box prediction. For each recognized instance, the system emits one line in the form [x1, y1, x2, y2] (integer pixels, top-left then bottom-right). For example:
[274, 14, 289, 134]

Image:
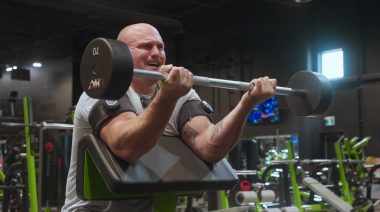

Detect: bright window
[319, 48, 344, 79]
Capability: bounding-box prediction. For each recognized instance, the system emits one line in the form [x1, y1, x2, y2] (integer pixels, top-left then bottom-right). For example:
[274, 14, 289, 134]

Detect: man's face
[122, 26, 166, 72]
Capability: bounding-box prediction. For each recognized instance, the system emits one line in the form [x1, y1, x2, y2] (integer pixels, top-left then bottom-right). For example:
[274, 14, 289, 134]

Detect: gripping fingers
[247, 76, 276, 102]
[167, 66, 183, 84]
[162, 66, 193, 97]
[167, 66, 193, 86]
[261, 76, 271, 91]
[160, 64, 173, 75]
[253, 77, 275, 93]
[251, 78, 263, 92]
[181, 68, 193, 87]
[270, 78, 277, 90]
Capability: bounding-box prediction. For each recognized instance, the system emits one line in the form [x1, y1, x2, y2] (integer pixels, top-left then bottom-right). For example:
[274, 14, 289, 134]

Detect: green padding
[83, 150, 122, 199]
[153, 193, 175, 212]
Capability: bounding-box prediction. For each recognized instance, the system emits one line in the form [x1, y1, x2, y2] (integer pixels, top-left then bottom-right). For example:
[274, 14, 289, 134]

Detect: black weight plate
[80, 38, 133, 100]
[285, 71, 332, 116]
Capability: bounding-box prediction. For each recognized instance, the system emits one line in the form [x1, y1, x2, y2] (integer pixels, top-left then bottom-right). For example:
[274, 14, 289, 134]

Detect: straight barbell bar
[133, 69, 303, 96]
[270, 159, 364, 165]
[80, 38, 333, 116]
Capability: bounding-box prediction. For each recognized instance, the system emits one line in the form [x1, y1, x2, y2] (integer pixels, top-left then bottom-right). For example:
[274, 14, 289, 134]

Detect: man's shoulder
[77, 92, 100, 107]
[184, 89, 200, 100]
[75, 92, 101, 118]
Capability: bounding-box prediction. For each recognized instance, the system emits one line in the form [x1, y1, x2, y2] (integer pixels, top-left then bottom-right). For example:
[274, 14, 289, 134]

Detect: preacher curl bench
[76, 134, 238, 211]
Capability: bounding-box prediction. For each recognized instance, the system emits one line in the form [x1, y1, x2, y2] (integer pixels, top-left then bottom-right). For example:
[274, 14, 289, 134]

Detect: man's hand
[243, 76, 277, 107]
[159, 64, 193, 100]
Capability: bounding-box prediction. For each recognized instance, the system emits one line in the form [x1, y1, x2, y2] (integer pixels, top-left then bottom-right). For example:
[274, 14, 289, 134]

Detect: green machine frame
[23, 96, 39, 212]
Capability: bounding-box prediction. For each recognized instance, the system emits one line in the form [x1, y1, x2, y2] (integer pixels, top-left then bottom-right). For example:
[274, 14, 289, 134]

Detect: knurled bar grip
[134, 69, 304, 97]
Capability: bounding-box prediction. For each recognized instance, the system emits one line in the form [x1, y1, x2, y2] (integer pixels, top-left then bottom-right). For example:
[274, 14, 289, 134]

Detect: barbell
[80, 38, 333, 116]
[269, 159, 365, 165]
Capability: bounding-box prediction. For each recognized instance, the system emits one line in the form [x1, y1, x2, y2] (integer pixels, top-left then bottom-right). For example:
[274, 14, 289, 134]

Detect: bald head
[115, 23, 166, 92]
[117, 23, 163, 46]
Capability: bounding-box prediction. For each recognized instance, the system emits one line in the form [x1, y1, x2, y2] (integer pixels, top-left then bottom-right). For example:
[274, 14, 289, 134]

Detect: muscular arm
[100, 91, 178, 162]
[181, 77, 276, 163]
[100, 65, 193, 163]
[181, 98, 253, 163]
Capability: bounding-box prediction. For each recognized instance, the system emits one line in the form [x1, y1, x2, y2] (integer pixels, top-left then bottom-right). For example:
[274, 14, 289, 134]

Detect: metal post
[23, 97, 39, 212]
[335, 142, 353, 205]
[286, 141, 303, 211]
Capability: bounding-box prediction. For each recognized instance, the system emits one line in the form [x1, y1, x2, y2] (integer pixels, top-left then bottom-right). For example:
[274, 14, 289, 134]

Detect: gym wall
[177, 0, 380, 157]
[0, 57, 73, 122]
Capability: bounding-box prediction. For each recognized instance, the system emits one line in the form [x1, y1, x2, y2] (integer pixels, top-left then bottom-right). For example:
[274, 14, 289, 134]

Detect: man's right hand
[242, 76, 277, 107]
[159, 64, 193, 100]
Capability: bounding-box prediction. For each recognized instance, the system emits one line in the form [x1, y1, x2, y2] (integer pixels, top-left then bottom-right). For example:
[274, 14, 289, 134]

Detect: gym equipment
[209, 205, 257, 212]
[80, 38, 333, 116]
[1, 161, 28, 211]
[335, 137, 373, 211]
[235, 191, 258, 205]
[366, 164, 380, 200]
[1, 121, 75, 210]
[260, 190, 276, 202]
[309, 163, 341, 198]
[343, 136, 371, 179]
[0, 97, 40, 211]
[235, 190, 276, 205]
[234, 190, 262, 212]
[40, 128, 72, 209]
[285, 141, 302, 211]
[235, 170, 259, 175]
[229, 139, 259, 182]
[0, 109, 74, 211]
[303, 177, 353, 212]
[335, 139, 355, 205]
[260, 163, 291, 207]
[76, 135, 238, 211]
[22, 96, 39, 212]
[281, 206, 300, 212]
[269, 158, 364, 165]
[36, 122, 73, 210]
[0, 121, 73, 129]
[260, 141, 343, 212]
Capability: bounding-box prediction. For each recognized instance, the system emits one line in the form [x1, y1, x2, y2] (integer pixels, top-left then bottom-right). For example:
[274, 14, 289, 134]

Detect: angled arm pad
[76, 134, 238, 200]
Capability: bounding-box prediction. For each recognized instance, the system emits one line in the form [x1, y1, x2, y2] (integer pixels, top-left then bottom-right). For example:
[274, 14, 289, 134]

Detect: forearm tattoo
[183, 124, 198, 143]
[210, 121, 223, 140]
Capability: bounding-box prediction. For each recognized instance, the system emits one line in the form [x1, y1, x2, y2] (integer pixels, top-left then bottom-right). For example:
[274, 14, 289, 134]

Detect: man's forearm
[199, 100, 254, 163]
[102, 90, 178, 162]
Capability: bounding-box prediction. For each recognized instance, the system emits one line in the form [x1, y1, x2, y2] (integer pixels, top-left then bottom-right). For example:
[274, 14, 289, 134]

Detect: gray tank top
[62, 88, 200, 212]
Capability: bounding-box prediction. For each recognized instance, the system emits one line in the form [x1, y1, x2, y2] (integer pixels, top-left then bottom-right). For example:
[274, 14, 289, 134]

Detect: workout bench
[76, 134, 238, 211]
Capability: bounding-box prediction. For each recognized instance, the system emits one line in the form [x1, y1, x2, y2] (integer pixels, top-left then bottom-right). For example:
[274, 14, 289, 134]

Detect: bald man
[62, 23, 276, 211]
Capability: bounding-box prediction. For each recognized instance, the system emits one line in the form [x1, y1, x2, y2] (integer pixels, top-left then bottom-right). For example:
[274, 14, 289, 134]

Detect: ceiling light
[6, 67, 13, 72]
[295, 0, 312, 3]
[33, 62, 42, 68]
[12, 66, 17, 70]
